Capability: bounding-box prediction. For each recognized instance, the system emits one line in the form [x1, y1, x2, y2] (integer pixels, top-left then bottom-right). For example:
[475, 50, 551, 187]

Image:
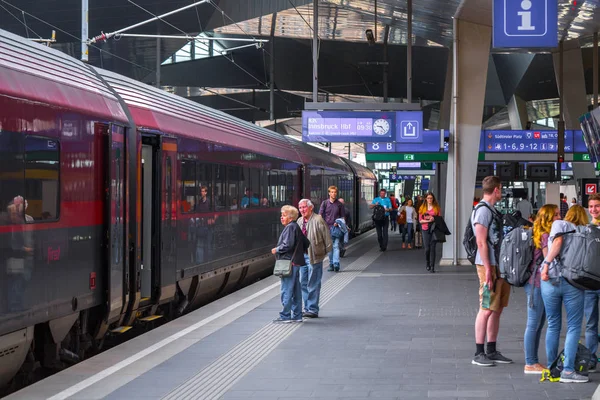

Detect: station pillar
[441, 18, 491, 266]
[553, 40, 596, 179]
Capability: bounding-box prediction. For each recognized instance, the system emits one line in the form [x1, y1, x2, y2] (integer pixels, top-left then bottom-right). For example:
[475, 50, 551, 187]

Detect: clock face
[373, 119, 390, 135]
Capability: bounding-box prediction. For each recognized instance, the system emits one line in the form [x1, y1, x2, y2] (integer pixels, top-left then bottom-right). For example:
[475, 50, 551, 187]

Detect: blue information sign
[366, 131, 485, 153]
[302, 111, 395, 143]
[484, 130, 573, 153]
[493, 0, 558, 48]
[396, 111, 423, 143]
[573, 130, 587, 153]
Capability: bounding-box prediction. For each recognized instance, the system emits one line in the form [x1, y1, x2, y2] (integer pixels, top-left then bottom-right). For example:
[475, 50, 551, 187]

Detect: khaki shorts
[476, 265, 510, 311]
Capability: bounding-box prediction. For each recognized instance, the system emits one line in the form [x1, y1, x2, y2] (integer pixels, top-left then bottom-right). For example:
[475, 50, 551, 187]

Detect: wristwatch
[542, 260, 551, 266]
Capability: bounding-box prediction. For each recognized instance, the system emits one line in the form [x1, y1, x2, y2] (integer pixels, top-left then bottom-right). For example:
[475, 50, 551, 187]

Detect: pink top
[419, 208, 440, 231]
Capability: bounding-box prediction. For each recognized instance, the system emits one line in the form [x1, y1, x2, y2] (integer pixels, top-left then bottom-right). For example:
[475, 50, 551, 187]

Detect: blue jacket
[335, 218, 349, 244]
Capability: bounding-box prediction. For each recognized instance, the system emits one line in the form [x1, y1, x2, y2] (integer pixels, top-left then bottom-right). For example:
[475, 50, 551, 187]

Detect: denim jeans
[374, 217, 389, 250]
[401, 223, 414, 244]
[584, 289, 600, 358]
[300, 254, 323, 315]
[523, 283, 546, 365]
[328, 235, 341, 267]
[390, 211, 398, 231]
[541, 277, 585, 372]
[279, 265, 303, 320]
[422, 229, 437, 268]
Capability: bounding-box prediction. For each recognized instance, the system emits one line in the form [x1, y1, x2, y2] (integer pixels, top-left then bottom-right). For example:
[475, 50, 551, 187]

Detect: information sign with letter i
[493, 0, 558, 48]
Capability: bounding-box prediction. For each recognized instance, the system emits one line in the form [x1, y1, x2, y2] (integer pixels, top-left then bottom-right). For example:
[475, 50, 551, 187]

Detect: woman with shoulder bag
[272, 205, 309, 323]
[419, 192, 441, 272]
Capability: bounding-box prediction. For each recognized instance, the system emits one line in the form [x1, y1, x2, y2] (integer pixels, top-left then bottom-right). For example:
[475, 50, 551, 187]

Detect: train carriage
[0, 28, 376, 391]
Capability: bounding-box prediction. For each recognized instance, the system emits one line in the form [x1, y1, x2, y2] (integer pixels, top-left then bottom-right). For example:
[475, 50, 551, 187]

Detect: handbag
[273, 236, 301, 277]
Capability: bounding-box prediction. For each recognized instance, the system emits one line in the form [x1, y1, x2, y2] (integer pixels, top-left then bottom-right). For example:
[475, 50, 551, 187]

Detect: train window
[181, 160, 196, 212]
[268, 171, 279, 206]
[24, 136, 60, 222]
[0, 131, 24, 225]
[286, 173, 294, 204]
[198, 163, 213, 212]
[227, 166, 242, 210]
[259, 169, 269, 207]
[214, 164, 226, 211]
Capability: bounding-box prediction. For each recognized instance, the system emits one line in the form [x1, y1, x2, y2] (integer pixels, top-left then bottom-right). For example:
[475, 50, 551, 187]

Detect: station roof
[1, 0, 600, 157]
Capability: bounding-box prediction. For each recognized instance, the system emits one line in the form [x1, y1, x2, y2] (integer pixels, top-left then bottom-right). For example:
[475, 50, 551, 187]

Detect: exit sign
[583, 154, 591, 161]
[404, 154, 415, 161]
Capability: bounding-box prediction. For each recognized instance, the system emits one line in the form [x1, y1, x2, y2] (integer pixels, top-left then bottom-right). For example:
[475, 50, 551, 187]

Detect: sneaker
[559, 370, 589, 383]
[588, 362, 597, 373]
[327, 265, 334, 271]
[486, 351, 513, 364]
[472, 352, 495, 367]
[272, 318, 291, 324]
[524, 364, 545, 374]
[291, 318, 304, 323]
[402, 243, 406, 249]
[303, 311, 318, 318]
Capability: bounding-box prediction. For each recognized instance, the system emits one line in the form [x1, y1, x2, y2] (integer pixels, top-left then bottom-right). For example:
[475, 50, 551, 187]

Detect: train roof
[0, 29, 128, 123]
[284, 138, 354, 172]
[345, 159, 377, 180]
[96, 68, 303, 163]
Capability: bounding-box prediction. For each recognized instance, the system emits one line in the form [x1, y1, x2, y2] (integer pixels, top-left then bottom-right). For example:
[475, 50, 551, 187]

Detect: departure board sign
[484, 130, 573, 153]
[302, 111, 395, 143]
[366, 130, 485, 153]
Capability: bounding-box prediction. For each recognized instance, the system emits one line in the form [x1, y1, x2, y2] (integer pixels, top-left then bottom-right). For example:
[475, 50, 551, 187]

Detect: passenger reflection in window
[5, 200, 33, 313]
[261, 197, 269, 207]
[197, 186, 210, 212]
[230, 197, 239, 210]
[13, 196, 33, 222]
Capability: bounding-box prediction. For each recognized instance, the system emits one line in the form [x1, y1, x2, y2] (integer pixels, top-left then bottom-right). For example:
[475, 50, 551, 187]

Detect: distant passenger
[241, 188, 259, 209]
[389, 193, 400, 232]
[570, 197, 578, 208]
[400, 199, 417, 249]
[516, 197, 533, 220]
[418, 192, 441, 272]
[319, 186, 345, 272]
[297, 199, 332, 319]
[559, 193, 569, 219]
[370, 189, 391, 252]
[230, 197, 239, 210]
[522, 204, 559, 375]
[197, 186, 210, 213]
[471, 176, 513, 367]
[272, 205, 308, 323]
[261, 197, 269, 207]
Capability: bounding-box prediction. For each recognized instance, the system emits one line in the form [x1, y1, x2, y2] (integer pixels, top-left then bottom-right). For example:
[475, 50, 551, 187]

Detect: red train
[0, 29, 376, 388]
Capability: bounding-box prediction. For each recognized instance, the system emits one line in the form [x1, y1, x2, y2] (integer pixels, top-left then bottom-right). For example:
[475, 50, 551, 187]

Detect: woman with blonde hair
[523, 204, 560, 374]
[540, 205, 589, 383]
[418, 192, 441, 272]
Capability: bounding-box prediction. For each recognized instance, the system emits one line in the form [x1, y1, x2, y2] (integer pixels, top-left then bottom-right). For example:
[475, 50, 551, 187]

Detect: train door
[140, 137, 160, 302]
[102, 123, 127, 325]
[159, 137, 177, 303]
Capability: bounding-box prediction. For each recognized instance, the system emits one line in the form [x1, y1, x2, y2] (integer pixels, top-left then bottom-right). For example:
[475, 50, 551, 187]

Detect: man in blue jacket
[370, 189, 392, 251]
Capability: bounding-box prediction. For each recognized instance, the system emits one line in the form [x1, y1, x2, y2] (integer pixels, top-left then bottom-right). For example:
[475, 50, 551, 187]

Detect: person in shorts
[472, 176, 513, 367]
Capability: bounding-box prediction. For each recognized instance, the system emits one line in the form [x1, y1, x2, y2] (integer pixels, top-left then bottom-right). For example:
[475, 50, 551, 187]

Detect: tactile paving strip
[161, 246, 383, 400]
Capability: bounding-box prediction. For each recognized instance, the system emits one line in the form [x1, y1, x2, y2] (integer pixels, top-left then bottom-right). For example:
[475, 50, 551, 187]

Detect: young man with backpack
[319, 186, 345, 272]
[472, 176, 513, 367]
[370, 189, 392, 251]
[583, 193, 600, 371]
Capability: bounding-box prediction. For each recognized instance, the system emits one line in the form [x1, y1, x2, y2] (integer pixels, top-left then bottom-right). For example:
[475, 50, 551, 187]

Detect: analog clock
[373, 119, 390, 135]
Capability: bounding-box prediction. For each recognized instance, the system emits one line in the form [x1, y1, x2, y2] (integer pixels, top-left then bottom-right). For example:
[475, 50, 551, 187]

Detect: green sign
[573, 153, 591, 162]
[404, 154, 415, 161]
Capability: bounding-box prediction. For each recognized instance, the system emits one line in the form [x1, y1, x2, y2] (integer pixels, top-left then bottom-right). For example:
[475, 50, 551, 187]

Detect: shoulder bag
[273, 234, 301, 277]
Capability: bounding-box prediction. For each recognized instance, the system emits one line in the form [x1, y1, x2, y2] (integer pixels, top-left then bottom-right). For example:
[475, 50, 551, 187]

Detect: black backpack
[372, 204, 386, 221]
[541, 343, 592, 382]
[463, 202, 503, 265]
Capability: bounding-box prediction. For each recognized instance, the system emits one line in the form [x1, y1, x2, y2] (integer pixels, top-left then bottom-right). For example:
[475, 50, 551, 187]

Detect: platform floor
[7, 231, 599, 400]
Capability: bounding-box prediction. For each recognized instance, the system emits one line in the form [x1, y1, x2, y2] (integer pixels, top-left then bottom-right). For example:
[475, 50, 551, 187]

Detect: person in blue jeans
[583, 193, 600, 370]
[297, 199, 332, 318]
[272, 205, 309, 324]
[370, 189, 392, 251]
[319, 186, 345, 271]
[523, 204, 559, 374]
[540, 205, 589, 383]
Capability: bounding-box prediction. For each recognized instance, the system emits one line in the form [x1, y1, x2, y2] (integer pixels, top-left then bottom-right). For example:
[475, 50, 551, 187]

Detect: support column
[81, 0, 89, 62]
[155, 37, 161, 88]
[312, 0, 318, 102]
[552, 40, 596, 179]
[507, 95, 528, 130]
[441, 19, 491, 266]
[438, 51, 453, 130]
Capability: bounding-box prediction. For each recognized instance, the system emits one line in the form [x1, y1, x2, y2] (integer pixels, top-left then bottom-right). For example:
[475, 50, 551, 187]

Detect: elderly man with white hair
[298, 199, 332, 318]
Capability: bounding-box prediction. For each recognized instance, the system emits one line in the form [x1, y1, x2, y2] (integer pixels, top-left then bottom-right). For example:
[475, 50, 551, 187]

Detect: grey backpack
[499, 226, 533, 287]
[559, 225, 600, 291]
